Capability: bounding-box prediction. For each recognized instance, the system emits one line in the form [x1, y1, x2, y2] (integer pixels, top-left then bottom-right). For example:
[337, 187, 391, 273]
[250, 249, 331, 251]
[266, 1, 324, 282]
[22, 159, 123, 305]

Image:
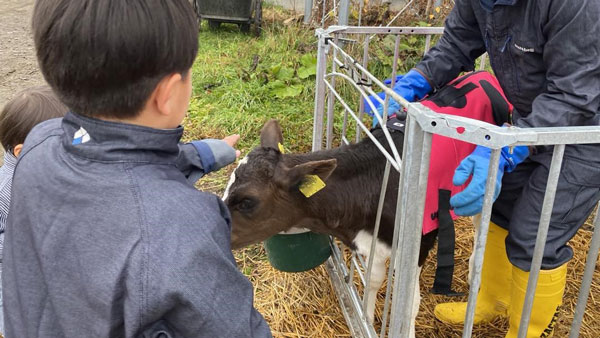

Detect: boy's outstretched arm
[177, 135, 241, 183]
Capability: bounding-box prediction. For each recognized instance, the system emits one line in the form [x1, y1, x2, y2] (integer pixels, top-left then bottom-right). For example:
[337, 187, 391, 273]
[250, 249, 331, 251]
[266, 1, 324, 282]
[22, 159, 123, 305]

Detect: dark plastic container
[264, 230, 332, 273]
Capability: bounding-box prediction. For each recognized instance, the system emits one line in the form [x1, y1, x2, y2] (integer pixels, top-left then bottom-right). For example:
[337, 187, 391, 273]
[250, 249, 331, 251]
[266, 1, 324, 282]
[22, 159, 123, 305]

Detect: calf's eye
[237, 198, 257, 212]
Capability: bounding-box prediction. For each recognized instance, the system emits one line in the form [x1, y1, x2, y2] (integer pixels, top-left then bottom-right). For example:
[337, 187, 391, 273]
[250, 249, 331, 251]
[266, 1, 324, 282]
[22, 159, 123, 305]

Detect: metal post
[358, 0, 364, 26]
[312, 32, 328, 151]
[389, 108, 432, 336]
[518, 144, 566, 337]
[357, 35, 370, 143]
[380, 128, 412, 337]
[462, 148, 502, 337]
[326, 35, 339, 150]
[569, 204, 600, 338]
[363, 161, 392, 313]
[381, 35, 402, 126]
[339, 0, 350, 25]
[304, 0, 313, 24]
[321, 0, 327, 26]
[479, 53, 487, 71]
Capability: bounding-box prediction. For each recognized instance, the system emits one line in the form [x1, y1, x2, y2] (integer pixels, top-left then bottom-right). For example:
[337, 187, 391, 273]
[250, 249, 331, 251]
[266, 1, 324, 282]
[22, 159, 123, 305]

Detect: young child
[2, 0, 271, 337]
[0, 85, 68, 335]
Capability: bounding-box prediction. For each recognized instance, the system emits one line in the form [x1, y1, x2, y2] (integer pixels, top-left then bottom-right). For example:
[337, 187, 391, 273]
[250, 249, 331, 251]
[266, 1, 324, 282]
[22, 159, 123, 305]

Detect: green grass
[183, 8, 318, 156]
[183, 5, 493, 194]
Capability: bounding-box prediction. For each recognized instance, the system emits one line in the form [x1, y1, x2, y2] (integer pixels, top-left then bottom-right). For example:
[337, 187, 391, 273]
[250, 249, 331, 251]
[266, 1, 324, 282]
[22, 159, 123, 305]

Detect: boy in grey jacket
[2, 0, 271, 337]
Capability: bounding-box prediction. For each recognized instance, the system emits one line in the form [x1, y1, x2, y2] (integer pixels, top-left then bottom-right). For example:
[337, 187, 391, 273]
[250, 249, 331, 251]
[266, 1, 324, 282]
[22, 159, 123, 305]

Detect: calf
[224, 119, 437, 336]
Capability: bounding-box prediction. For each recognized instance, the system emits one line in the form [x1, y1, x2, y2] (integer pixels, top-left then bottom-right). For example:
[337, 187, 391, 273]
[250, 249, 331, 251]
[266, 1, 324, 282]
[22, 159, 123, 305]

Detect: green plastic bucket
[264, 228, 332, 272]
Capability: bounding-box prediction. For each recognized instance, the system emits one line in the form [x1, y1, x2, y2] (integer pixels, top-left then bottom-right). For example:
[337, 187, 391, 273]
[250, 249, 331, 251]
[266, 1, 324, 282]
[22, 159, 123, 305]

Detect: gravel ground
[0, 0, 45, 162]
[0, 0, 45, 108]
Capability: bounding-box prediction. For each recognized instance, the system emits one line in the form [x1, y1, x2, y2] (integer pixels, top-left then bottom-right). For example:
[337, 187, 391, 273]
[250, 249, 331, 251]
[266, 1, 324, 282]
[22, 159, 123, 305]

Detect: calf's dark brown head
[224, 119, 337, 249]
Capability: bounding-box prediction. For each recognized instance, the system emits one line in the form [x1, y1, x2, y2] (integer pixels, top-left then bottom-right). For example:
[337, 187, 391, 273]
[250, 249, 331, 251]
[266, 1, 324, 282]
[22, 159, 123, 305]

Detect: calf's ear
[260, 119, 284, 150]
[275, 159, 337, 188]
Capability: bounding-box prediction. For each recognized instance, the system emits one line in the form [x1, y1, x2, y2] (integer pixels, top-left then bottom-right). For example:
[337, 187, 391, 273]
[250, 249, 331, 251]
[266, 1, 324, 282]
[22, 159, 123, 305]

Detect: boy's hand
[223, 134, 241, 158]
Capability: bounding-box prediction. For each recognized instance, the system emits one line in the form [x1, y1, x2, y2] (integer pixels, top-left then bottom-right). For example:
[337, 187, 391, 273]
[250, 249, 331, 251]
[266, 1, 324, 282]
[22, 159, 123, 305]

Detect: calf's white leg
[364, 255, 387, 323]
[353, 230, 392, 324]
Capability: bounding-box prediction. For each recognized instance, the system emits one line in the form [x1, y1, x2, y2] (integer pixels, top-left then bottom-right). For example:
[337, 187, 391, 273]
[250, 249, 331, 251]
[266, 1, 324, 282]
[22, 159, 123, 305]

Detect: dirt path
[0, 0, 44, 109]
[0, 0, 44, 162]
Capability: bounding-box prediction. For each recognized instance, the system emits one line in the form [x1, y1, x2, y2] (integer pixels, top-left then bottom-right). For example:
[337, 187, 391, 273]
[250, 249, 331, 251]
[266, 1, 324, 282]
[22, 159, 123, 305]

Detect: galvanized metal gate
[311, 25, 600, 337]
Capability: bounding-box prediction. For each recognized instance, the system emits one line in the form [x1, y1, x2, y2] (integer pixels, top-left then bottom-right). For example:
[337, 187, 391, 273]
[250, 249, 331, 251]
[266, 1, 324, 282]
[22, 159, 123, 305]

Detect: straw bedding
[233, 215, 600, 337]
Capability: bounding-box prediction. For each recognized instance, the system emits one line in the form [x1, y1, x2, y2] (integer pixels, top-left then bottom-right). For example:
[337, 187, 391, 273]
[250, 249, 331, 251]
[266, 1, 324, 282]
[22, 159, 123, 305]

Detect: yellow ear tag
[278, 143, 285, 154]
[299, 175, 326, 198]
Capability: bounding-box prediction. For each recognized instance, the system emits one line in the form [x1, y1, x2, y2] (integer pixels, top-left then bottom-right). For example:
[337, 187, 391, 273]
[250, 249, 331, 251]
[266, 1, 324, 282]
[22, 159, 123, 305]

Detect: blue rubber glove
[450, 144, 529, 216]
[364, 69, 432, 127]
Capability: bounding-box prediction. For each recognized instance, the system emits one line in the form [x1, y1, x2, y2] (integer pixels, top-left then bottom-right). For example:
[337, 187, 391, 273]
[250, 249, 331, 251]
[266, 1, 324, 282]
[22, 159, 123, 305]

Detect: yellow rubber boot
[434, 222, 511, 324]
[505, 264, 567, 338]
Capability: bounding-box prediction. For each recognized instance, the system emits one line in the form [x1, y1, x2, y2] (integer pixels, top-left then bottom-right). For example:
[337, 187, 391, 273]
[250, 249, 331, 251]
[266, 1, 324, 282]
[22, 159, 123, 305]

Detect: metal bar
[424, 34, 432, 54]
[569, 203, 600, 338]
[304, 0, 313, 24]
[320, 0, 326, 26]
[312, 34, 328, 152]
[329, 40, 412, 111]
[355, 249, 368, 269]
[479, 53, 487, 71]
[389, 109, 432, 336]
[410, 103, 600, 148]
[384, 0, 415, 27]
[358, 0, 364, 26]
[357, 0, 417, 51]
[352, 254, 368, 286]
[357, 34, 371, 143]
[339, 0, 350, 25]
[326, 36, 339, 150]
[326, 248, 378, 338]
[518, 144, 566, 338]
[363, 161, 392, 313]
[323, 74, 401, 170]
[462, 148, 502, 337]
[425, 0, 433, 18]
[380, 107, 418, 337]
[327, 25, 445, 35]
[380, 140, 411, 337]
[346, 81, 402, 164]
[380, 35, 402, 130]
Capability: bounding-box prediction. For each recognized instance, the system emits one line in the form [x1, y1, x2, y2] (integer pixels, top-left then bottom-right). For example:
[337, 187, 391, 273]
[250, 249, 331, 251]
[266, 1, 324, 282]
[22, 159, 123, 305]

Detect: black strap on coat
[431, 189, 464, 296]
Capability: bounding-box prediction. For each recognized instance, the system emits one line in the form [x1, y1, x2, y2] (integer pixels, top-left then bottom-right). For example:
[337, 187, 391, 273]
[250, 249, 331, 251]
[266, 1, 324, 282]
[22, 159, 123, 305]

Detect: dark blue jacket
[416, 0, 600, 161]
[2, 112, 271, 337]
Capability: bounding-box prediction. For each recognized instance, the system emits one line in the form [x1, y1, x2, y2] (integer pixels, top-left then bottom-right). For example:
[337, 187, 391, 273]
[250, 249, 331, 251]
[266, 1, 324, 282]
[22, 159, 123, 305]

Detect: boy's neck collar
[62, 112, 184, 164]
[98, 113, 178, 130]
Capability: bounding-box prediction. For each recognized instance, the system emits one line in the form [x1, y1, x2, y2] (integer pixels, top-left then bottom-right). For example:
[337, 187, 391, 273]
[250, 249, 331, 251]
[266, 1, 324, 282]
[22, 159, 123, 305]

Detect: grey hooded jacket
[416, 0, 600, 161]
[2, 112, 271, 337]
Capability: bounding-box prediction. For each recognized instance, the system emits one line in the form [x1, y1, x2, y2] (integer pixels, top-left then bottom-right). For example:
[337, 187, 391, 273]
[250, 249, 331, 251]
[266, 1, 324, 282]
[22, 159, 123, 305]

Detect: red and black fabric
[385, 71, 512, 295]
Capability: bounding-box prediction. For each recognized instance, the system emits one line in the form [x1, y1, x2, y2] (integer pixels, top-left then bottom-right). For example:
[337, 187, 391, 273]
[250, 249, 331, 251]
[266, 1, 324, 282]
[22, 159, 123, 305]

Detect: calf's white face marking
[222, 156, 248, 201]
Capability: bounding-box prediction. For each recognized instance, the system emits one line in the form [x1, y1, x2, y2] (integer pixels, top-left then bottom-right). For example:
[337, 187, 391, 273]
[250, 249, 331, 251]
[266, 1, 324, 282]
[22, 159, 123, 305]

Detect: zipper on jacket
[500, 35, 512, 53]
[503, 34, 522, 92]
[484, 29, 490, 49]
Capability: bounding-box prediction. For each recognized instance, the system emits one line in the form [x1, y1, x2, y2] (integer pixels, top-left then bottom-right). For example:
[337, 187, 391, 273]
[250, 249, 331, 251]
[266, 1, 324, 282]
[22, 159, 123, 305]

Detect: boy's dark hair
[32, 0, 199, 119]
[0, 86, 67, 152]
